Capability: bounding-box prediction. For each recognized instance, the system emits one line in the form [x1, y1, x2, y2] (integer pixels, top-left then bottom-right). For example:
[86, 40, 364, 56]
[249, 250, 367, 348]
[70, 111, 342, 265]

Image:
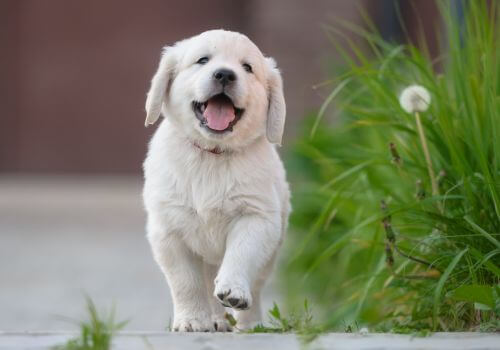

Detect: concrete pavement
[1, 331, 499, 350]
[0, 175, 279, 331]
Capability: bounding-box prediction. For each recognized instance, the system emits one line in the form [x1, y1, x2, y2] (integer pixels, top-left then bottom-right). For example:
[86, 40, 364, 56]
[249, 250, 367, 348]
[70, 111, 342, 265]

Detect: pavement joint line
[1, 331, 499, 350]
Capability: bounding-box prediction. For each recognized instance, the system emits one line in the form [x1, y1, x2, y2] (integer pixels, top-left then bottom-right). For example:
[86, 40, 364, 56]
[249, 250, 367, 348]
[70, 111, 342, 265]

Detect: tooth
[200, 104, 205, 112]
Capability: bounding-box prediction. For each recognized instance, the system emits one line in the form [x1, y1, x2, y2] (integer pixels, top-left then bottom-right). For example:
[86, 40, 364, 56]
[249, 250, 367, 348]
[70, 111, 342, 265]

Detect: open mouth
[192, 94, 244, 134]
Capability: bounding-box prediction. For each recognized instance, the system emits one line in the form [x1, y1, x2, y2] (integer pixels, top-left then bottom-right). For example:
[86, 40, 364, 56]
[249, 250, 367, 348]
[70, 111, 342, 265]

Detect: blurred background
[0, 0, 440, 331]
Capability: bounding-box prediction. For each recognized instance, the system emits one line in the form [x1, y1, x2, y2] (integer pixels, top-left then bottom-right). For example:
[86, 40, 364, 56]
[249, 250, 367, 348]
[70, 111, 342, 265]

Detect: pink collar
[193, 142, 224, 155]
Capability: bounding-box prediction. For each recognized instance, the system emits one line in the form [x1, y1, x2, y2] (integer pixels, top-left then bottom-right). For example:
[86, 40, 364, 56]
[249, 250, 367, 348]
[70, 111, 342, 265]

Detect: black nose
[213, 69, 236, 86]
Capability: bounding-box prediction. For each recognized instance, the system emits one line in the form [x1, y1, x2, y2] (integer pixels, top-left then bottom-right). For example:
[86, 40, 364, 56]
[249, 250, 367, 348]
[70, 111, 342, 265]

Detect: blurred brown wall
[1, 0, 439, 174]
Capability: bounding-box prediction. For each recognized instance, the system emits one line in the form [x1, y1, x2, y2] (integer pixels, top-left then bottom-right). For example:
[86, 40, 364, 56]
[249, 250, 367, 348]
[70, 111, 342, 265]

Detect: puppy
[143, 30, 290, 332]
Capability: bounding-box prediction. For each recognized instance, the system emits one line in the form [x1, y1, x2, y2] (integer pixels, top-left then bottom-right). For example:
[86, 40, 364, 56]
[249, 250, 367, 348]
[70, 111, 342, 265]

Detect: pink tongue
[203, 99, 235, 131]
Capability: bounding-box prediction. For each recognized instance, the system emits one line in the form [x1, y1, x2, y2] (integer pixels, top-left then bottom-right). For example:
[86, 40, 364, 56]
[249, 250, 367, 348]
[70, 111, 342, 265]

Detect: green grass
[283, 0, 499, 332]
[244, 300, 323, 343]
[245, 300, 316, 333]
[53, 297, 127, 350]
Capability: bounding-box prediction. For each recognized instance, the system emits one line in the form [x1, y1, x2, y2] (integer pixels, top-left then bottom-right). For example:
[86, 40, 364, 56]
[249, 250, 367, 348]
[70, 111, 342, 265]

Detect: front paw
[214, 278, 252, 310]
[172, 316, 214, 332]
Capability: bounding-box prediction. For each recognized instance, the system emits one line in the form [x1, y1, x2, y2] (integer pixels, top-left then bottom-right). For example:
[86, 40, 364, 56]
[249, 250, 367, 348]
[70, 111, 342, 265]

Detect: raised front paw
[172, 316, 215, 332]
[214, 278, 252, 310]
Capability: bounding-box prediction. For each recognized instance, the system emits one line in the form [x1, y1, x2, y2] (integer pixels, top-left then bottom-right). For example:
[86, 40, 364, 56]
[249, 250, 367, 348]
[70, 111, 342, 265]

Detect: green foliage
[246, 300, 321, 341]
[53, 297, 127, 350]
[448, 284, 496, 309]
[284, 1, 499, 332]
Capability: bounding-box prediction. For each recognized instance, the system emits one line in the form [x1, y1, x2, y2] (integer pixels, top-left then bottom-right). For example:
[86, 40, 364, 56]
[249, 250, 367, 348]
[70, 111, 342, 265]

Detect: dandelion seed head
[399, 85, 431, 113]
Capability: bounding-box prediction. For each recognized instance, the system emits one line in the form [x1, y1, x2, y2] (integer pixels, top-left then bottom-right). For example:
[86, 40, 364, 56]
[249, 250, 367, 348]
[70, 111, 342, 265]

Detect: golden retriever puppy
[143, 30, 290, 332]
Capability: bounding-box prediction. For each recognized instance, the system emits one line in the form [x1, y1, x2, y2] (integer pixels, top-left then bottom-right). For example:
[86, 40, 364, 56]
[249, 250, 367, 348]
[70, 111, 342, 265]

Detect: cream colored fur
[143, 30, 290, 332]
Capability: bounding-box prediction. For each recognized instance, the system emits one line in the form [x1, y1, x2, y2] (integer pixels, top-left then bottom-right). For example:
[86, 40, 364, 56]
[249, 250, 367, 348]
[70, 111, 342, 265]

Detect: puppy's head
[145, 30, 286, 148]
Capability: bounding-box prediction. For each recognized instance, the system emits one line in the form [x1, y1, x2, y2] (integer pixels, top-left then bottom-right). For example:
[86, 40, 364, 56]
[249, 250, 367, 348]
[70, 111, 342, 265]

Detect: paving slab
[0, 175, 279, 331]
[0, 331, 499, 350]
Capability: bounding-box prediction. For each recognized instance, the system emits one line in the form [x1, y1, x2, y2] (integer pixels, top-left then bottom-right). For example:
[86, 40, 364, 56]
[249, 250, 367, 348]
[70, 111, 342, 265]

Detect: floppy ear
[265, 57, 286, 145]
[145, 47, 177, 126]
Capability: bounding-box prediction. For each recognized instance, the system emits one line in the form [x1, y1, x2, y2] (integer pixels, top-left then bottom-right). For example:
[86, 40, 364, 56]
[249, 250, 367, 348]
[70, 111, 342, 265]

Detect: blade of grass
[310, 78, 352, 138]
[432, 248, 468, 330]
[464, 216, 500, 249]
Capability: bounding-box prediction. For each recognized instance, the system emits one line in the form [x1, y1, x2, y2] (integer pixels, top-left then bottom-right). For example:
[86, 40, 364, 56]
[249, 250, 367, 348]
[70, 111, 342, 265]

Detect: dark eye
[196, 57, 209, 64]
[242, 63, 253, 73]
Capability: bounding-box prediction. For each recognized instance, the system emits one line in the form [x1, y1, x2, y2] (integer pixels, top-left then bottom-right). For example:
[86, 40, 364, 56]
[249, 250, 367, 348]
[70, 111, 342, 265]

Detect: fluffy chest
[159, 159, 256, 263]
[144, 127, 280, 263]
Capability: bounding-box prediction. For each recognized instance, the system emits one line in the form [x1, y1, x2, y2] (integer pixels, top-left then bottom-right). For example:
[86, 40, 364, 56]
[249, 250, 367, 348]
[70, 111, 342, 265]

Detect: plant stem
[393, 244, 435, 269]
[414, 112, 439, 199]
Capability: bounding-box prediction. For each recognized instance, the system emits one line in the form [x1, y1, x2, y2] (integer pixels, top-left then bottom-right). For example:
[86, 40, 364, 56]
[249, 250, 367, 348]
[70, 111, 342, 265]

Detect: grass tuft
[245, 300, 322, 342]
[52, 296, 127, 350]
